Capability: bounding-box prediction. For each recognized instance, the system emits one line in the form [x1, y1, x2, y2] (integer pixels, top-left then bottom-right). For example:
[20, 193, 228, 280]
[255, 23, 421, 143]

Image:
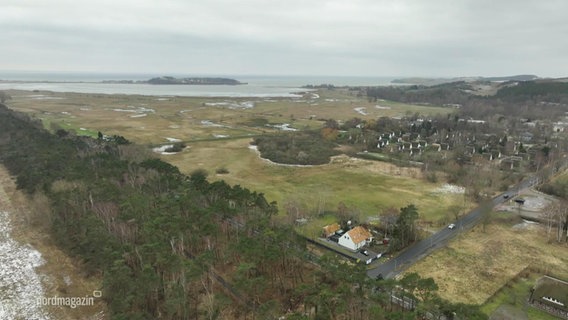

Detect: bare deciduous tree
[542, 200, 568, 242]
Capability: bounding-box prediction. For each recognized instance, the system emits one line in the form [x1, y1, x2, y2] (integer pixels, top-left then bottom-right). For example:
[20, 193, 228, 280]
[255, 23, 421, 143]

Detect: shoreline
[0, 80, 246, 85]
[0, 166, 106, 319]
[0, 83, 308, 98]
[0, 172, 49, 319]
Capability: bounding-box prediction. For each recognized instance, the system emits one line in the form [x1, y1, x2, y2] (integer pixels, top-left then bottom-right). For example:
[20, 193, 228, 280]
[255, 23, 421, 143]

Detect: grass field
[164, 138, 470, 234]
[405, 206, 568, 316]
[5, 88, 453, 143]
[5, 89, 462, 227]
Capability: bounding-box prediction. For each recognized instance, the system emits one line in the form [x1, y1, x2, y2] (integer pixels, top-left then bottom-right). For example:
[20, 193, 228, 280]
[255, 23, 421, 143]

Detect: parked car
[329, 234, 340, 243]
[360, 249, 369, 256]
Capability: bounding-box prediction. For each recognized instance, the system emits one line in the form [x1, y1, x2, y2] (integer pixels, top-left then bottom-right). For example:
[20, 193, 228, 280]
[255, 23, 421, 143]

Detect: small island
[101, 76, 246, 85]
[147, 76, 245, 85]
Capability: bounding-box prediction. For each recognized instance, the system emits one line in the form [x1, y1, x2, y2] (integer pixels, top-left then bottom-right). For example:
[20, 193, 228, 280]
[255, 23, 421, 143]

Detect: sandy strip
[0, 171, 50, 319]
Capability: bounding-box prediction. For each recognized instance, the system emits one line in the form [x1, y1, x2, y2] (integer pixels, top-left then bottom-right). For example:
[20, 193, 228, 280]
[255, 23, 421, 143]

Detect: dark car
[329, 234, 340, 243]
[503, 194, 510, 199]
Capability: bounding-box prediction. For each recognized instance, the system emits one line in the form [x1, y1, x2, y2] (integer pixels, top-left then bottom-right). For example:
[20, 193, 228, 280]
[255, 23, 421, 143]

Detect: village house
[529, 276, 568, 319]
[499, 156, 523, 170]
[322, 223, 341, 238]
[338, 226, 373, 251]
[365, 119, 548, 178]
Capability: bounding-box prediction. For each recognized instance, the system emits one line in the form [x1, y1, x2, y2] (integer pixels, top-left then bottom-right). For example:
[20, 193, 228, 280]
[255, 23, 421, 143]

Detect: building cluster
[370, 117, 563, 171]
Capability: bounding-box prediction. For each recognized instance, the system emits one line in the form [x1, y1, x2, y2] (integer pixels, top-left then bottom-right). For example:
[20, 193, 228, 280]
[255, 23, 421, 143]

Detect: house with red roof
[338, 226, 373, 251]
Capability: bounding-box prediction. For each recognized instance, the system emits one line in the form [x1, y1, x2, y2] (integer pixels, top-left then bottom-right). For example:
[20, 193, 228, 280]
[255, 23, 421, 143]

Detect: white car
[448, 223, 456, 229]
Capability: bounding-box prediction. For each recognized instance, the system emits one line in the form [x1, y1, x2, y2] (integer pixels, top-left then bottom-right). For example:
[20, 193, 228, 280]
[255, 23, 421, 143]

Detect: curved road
[367, 176, 539, 279]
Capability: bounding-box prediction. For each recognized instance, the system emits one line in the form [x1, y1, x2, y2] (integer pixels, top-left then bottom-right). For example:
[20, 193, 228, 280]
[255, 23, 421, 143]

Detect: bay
[0, 72, 396, 97]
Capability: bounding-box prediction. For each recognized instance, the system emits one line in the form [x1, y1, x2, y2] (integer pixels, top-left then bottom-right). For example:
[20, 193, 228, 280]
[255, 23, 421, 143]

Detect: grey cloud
[1, 0, 567, 77]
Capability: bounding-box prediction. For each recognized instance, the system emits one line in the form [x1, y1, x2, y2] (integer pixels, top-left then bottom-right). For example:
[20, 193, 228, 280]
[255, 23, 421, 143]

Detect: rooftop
[347, 226, 372, 244]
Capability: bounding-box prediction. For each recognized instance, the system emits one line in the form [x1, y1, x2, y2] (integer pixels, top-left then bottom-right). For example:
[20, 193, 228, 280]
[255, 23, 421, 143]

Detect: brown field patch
[5, 88, 466, 225]
[329, 154, 423, 179]
[405, 213, 568, 305]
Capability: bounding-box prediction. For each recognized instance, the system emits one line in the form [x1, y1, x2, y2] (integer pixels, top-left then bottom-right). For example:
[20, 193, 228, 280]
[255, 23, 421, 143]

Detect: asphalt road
[367, 176, 539, 280]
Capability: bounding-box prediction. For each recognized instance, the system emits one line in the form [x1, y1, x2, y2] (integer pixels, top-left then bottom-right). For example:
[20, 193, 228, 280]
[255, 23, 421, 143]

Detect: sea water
[0, 72, 396, 97]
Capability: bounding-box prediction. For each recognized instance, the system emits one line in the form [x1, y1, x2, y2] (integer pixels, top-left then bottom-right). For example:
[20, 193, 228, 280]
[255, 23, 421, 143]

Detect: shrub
[216, 167, 229, 174]
[164, 142, 186, 153]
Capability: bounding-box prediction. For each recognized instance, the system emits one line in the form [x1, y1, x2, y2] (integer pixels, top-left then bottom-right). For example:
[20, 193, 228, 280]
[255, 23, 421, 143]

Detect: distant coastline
[391, 75, 539, 86]
[0, 76, 246, 86]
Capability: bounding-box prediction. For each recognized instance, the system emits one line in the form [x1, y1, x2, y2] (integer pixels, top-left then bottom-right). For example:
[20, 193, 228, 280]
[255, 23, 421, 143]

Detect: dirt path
[0, 166, 106, 319]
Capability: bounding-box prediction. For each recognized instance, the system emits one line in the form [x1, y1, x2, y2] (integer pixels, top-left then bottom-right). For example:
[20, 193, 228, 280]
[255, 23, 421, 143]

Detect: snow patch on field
[307, 93, 320, 99]
[265, 123, 297, 131]
[512, 219, 539, 230]
[112, 106, 155, 114]
[152, 144, 181, 155]
[204, 101, 255, 109]
[25, 95, 65, 100]
[201, 120, 229, 128]
[165, 137, 182, 142]
[434, 184, 465, 194]
[0, 211, 50, 319]
[354, 107, 368, 115]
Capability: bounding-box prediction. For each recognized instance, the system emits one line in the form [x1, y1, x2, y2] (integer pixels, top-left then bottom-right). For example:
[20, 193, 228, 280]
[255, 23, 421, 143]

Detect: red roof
[347, 226, 372, 244]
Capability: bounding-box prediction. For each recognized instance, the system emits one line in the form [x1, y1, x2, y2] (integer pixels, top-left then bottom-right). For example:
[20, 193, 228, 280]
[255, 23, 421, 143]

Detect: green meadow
[6, 88, 464, 230]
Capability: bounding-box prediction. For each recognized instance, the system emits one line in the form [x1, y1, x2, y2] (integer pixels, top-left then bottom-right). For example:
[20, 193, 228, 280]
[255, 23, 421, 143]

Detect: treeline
[0, 103, 300, 318]
[495, 81, 568, 102]
[0, 103, 488, 319]
[253, 131, 339, 165]
[366, 82, 473, 106]
[366, 80, 568, 121]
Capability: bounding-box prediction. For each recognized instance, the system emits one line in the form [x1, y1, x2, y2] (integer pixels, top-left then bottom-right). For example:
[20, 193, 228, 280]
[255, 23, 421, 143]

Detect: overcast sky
[2, 0, 567, 77]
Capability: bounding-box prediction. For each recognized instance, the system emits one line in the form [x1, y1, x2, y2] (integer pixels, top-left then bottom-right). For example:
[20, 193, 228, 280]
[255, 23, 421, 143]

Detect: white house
[338, 226, 373, 251]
